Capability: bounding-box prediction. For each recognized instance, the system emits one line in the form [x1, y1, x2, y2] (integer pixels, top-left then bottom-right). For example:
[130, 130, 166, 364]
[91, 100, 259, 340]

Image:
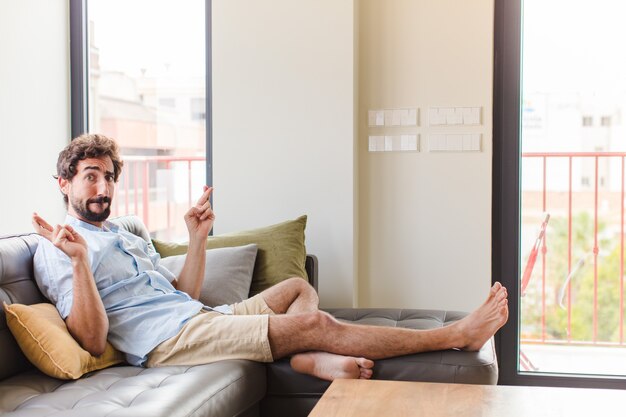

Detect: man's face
[60, 157, 116, 225]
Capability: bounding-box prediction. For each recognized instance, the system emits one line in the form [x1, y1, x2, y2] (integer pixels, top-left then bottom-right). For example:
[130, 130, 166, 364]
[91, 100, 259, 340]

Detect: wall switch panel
[368, 108, 418, 127]
[429, 134, 481, 152]
[429, 107, 482, 126]
[369, 135, 419, 152]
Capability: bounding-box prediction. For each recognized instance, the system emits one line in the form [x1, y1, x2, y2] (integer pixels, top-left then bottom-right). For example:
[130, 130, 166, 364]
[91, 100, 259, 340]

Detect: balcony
[520, 151, 626, 375]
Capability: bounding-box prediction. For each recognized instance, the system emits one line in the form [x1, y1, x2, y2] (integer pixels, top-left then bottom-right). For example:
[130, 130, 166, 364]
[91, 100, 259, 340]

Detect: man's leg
[259, 277, 374, 380]
[268, 282, 509, 360]
[260, 277, 319, 314]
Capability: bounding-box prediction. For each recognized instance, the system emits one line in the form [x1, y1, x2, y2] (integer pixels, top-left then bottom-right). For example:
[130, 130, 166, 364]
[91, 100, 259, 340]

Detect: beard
[70, 195, 112, 223]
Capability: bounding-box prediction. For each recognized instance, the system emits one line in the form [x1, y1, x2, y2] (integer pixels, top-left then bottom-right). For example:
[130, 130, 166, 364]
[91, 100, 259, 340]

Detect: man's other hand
[32, 212, 88, 260]
[184, 186, 215, 243]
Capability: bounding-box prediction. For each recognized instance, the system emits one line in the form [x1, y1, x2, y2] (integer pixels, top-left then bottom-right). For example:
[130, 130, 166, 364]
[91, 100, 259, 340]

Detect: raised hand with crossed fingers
[173, 186, 215, 299]
[32, 212, 88, 261]
[184, 185, 215, 243]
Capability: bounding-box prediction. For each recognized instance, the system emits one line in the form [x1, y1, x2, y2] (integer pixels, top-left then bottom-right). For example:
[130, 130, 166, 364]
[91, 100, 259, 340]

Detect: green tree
[521, 212, 622, 343]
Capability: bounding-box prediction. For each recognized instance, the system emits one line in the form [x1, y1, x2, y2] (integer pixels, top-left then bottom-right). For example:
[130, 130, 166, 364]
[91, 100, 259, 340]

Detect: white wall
[212, 0, 357, 307]
[358, 0, 494, 311]
[0, 0, 69, 233]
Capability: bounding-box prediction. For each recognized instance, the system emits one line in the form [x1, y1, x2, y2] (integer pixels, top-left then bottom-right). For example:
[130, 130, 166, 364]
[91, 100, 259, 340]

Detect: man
[33, 133, 508, 381]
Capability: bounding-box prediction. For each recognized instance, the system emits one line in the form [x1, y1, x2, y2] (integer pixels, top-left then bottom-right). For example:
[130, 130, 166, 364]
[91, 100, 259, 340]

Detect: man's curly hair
[56, 134, 124, 203]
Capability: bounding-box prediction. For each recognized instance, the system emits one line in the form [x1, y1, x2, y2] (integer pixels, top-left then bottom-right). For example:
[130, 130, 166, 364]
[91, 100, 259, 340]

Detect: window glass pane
[87, 0, 206, 241]
[520, 0, 626, 376]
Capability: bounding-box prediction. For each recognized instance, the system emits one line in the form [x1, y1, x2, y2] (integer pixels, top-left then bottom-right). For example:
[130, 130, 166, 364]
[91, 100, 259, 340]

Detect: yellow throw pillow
[3, 302, 125, 380]
[153, 215, 308, 295]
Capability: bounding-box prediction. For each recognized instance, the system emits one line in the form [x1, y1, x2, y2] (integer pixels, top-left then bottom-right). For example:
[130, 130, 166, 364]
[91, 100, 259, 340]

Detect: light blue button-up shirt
[33, 215, 203, 366]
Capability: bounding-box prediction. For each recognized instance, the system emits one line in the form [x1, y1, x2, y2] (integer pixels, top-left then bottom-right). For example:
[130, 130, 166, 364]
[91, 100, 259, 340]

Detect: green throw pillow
[153, 215, 308, 295]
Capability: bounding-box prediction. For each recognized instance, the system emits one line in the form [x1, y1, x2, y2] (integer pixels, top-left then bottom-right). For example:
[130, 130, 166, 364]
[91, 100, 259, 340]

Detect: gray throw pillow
[159, 244, 258, 307]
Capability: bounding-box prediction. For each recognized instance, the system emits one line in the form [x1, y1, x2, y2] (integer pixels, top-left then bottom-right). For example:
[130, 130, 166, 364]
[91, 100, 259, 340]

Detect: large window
[70, 0, 212, 241]
[494, 0, 626, 388]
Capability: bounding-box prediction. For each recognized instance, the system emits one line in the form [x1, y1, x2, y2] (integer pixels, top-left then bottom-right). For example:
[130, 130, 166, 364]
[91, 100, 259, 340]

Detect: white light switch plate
[429, 106, 482, 126]
[429, 134, 481, 152]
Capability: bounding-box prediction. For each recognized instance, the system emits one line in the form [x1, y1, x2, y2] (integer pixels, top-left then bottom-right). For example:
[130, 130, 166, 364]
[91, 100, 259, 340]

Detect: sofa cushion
[262, 308, 498, 417]
[160, 244, 258, 307]
[153, 215, 308, 296]
[4, 303, 125, 380]
[0, 360, 266, 417]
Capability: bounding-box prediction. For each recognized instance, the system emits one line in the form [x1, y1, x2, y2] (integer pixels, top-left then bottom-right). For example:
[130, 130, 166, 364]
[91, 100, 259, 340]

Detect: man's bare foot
[290, 351, 374, 381]
[455, 282, 509, 351]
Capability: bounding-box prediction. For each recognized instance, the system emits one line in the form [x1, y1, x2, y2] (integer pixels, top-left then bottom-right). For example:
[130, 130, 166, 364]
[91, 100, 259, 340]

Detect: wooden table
[308, 379, 626, 417]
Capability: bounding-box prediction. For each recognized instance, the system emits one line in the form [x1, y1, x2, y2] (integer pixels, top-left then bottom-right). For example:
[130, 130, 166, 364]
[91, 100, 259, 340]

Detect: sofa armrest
[305, 254, 318, 291]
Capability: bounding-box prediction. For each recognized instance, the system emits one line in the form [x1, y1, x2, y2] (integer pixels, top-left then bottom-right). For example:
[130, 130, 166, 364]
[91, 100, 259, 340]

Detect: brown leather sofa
[0, 216, 498, 417]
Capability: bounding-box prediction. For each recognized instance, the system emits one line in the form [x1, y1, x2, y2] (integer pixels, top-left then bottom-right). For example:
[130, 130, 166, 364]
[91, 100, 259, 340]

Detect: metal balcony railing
[521, 151, 626, 348]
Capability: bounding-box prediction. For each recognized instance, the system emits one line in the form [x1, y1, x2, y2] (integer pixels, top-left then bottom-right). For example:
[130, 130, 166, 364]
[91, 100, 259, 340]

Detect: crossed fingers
[194, 186, 214, 221]
[32, 213, 80, 245]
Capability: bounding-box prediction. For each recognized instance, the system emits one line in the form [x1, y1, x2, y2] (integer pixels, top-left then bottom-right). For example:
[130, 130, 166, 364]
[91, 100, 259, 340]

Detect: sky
[523, 0, 626, 94]
[89, 0, 206, 78]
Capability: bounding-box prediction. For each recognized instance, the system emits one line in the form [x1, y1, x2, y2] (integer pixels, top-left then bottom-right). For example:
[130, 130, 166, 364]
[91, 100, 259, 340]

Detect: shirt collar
[65, 214, 118, 233]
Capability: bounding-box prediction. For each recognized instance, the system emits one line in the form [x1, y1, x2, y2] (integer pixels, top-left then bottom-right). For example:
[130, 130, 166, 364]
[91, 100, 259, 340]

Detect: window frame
[493, 0, 626, 388]
[69, 0, 213, 188]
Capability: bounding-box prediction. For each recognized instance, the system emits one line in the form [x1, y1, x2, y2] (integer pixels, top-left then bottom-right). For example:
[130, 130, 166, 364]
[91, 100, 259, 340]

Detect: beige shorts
[145, 293, 275, 367]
